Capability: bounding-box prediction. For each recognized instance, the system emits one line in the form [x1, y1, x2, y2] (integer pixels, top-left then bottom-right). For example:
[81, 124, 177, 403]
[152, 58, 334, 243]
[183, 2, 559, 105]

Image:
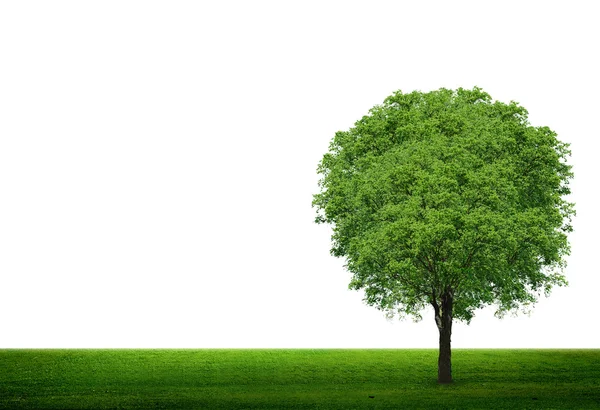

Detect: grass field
[1, 349, 599, 409]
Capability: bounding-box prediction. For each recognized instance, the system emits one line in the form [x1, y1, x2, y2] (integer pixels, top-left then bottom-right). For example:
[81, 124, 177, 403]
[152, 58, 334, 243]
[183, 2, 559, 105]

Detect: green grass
[1, 349, 599, 409]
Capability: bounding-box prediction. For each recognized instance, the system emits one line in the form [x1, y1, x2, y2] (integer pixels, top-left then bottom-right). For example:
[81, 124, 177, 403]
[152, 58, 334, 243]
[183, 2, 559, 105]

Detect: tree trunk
[434, 289, 453, 384]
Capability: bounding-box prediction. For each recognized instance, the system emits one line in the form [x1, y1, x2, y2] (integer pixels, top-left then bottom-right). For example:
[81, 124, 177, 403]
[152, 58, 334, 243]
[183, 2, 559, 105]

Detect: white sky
[1, 1, 598, 348]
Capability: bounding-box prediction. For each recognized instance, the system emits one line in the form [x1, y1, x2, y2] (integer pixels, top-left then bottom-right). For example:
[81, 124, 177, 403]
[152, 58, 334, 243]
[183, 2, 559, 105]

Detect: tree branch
[373, 259, 429, 298]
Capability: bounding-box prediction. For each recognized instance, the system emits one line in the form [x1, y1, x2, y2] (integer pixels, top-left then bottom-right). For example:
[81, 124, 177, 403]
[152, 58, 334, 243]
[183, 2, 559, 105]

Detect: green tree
[312, 87, 574, 384]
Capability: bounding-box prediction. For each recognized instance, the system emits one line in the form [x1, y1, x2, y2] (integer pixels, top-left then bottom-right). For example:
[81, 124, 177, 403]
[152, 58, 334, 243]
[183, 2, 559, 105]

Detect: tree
[312, 87, 575, 384]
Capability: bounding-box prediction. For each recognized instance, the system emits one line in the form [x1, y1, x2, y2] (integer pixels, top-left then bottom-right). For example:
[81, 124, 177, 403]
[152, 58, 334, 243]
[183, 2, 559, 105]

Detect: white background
[1, 1, 598, 348]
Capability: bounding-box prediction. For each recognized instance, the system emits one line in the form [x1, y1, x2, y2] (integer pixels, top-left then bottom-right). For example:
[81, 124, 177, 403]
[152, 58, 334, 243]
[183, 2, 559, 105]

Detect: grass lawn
[1, 349, 599, 409]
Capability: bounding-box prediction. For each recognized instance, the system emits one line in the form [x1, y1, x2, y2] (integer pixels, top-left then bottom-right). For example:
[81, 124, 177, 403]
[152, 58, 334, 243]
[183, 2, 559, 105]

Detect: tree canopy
[313, 86, 574, 330]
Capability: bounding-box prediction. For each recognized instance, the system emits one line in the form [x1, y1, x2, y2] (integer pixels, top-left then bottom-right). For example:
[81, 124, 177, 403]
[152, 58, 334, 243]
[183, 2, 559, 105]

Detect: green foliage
[1, 349, 599, 408]
[313, 87, 574, 323]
